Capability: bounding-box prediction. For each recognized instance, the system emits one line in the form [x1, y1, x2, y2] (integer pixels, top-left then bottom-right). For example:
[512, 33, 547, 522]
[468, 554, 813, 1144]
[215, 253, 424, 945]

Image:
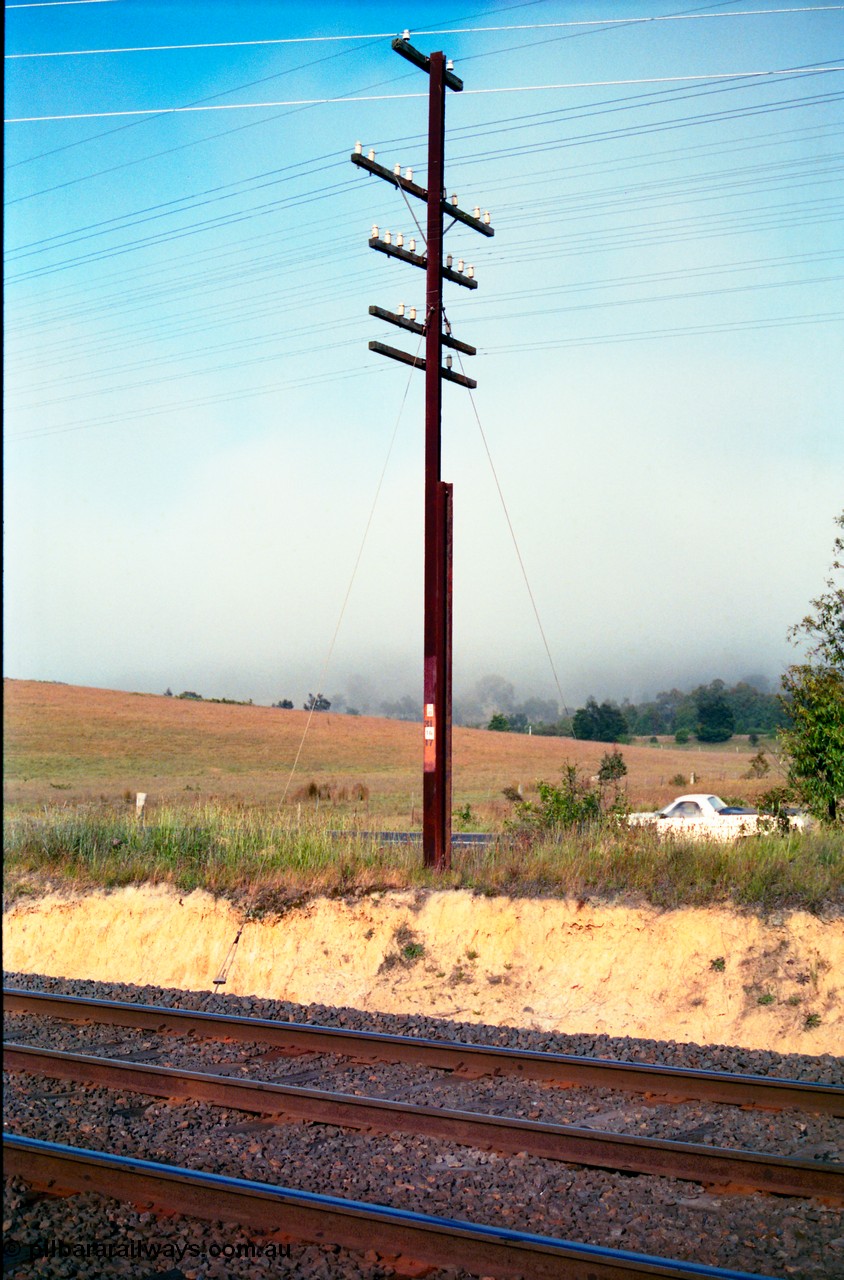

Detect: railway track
[6, 988, 843, 1114]
[3, 1133, 775, 1280]
[6, 1042, 841, 1200]
[4, 987, 842, 1279]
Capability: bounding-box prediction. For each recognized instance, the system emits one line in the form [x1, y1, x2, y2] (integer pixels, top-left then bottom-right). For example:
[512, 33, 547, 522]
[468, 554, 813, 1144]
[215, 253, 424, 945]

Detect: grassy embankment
[4, 680, 842, 913]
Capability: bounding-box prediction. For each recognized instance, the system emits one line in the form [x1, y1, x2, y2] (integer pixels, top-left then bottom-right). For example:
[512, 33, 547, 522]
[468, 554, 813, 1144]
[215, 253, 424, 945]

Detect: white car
[628, 793, 809, 839]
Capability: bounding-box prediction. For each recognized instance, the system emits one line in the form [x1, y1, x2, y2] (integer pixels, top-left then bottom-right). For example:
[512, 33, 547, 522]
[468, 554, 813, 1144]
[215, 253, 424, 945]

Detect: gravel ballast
[4, 971, 843, 1280]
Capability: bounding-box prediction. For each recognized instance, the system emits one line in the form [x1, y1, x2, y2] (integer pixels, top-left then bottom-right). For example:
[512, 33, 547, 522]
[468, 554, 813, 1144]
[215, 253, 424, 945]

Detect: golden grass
[3, 678, 778, 825]
[4, 681, 840, 912]
[4, 802, 841, 915]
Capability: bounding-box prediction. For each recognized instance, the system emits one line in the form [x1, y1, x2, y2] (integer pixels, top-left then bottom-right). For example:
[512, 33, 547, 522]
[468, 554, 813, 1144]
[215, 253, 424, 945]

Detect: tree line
[484, 678, 785, 743]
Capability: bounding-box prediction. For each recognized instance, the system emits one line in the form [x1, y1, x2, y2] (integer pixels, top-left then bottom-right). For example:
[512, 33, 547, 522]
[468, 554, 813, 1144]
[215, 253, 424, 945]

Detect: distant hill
[3, 678, 771, 817]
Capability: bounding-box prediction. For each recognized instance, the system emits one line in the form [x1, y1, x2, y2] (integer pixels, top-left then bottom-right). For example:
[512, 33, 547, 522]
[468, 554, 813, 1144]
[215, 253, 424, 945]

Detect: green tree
[597, 748, 627, 784]
[572, 697, 628, 742]
[695, 684, 735, 743]
[779, 512, 844, 822]
[488, 711, 510, 731]
[304, 692, 331, 711]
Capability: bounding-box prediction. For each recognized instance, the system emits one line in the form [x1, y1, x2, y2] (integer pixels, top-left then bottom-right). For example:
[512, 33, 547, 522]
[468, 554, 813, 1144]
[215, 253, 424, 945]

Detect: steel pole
[422, 53, 451, 870]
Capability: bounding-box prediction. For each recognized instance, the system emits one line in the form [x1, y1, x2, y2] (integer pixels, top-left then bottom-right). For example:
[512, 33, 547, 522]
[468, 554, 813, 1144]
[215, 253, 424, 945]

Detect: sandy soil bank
[4, 887, 841, 1054]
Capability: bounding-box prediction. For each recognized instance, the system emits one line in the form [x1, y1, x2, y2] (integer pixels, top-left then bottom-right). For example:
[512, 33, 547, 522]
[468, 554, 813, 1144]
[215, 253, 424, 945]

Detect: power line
[453, 341, 570, 713]
[8, 304, 840, 443]
[5, 177, 363, 283]
[484, 310, 844, 354]
[9, 117, 837, 327]
[8, 9, 842, 58]
[6, 143, 839, 360]
[4, 37, 390, 176]
[280, 340, 422, 804]
[8, 88, 839, 283]
[6, 357, 383, 442]
[8, 68, 842, 123]
[7, 0, 125, 7]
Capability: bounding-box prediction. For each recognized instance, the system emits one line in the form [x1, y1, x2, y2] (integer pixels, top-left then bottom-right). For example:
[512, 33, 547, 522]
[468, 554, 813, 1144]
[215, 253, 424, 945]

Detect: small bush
[745, 749, 770, 779]
[597, 749, 627, 784]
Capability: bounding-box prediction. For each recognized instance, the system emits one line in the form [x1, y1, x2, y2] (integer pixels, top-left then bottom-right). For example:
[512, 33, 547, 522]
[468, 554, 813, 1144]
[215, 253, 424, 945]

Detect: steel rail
[6, 989, 843, 1115]
[5, 1042, 841, 1201]
[2, 1134, 776, 1280]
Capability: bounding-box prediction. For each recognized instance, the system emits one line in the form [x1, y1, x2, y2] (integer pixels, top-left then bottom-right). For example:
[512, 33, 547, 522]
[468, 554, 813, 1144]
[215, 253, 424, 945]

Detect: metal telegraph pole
[352, 37, 493, 870]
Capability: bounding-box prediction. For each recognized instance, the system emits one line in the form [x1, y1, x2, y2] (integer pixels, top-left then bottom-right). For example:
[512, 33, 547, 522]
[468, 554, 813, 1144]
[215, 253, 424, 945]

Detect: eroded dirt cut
[3, 887, 841, 1054]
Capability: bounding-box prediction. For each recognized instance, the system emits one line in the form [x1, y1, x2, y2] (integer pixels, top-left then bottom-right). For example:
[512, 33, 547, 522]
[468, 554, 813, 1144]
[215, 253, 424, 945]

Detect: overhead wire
[7, 0, 125, 7]
[450, 338, 570, 716]
[9, 66, 843, 122]
[7, 9, 842, 58]
[6, 0, 841, 737]
[4, 10, 840, 445]
[2, 0, 796, 194]
[4, 0, 549, 178]
[10, 116, 840, 321]
[9, 78, 841, 284]
[4, 36, 390, 184]
[483, 309, 844, 354]
[9, 169, 839, 370]
[7, 144, 840, 376]
[6, 355, 384, 443]
[9, 60, 819, 250]
[280, 337, 423, 802]
[10, 302, 842, 444]
[10, 57, 836, 252]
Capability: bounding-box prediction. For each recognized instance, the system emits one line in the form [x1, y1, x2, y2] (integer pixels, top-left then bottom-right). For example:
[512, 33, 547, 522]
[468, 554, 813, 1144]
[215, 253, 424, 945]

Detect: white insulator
[408, 238, 416, 253]
[354, 140, 363, 154]
[466, 264, 475, 279]
[473, 206, 480, 218]
[457, 259, 464, 273]
[368, 149, 375, 161]
[446, 254, 453, 268]
[384, 230, 392, 244]
[409, 307, 417, 321]
[446, 355, 453, 370]
[483, 210, 491, 224]
[446, 59, 454, 71]
[405, 167, 413, 181]
[451, 194, 458, 206]
[398, 302, 405, 316]
[394, 163, 401, 176]
[371, 224, 379, 239]
[402, 28, 410, 39]
[396, 232, 404, 247]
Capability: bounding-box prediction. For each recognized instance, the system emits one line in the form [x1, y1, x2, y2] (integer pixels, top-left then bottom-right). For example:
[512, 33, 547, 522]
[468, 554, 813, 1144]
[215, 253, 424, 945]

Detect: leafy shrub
[513, 763, 628, 836]
[597, 749, 627, 784]
[745, 749, 770, 779]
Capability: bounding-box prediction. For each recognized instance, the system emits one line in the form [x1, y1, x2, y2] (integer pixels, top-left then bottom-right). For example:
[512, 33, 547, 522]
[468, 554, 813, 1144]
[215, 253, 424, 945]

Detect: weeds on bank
[3, 801, 842, 914]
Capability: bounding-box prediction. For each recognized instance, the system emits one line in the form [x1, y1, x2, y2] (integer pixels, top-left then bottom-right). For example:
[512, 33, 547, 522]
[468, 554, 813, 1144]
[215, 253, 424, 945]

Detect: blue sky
[4, 0, 843, 715]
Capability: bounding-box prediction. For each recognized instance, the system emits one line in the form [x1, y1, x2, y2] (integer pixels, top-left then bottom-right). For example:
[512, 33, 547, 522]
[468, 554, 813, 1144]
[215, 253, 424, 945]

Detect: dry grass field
[4, 681, 841, 912]
[4, 678, 778, 822]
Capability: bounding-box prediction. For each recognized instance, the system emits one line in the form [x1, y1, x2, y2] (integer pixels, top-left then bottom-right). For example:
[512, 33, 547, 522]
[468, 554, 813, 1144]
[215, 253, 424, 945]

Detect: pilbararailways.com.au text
[3, 1237, 292, 1264]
